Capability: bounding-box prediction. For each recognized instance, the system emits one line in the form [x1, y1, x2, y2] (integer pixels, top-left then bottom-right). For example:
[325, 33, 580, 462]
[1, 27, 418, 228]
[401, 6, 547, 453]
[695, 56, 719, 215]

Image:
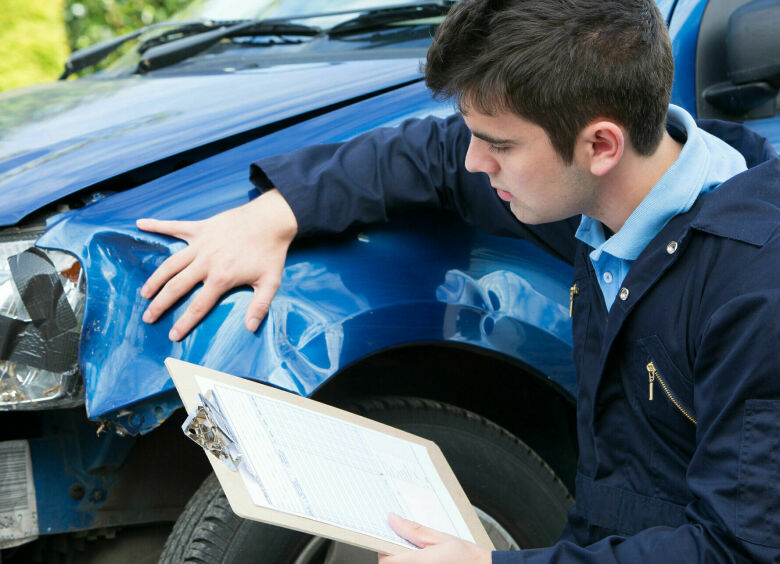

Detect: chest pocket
[638, 335, 697, 432]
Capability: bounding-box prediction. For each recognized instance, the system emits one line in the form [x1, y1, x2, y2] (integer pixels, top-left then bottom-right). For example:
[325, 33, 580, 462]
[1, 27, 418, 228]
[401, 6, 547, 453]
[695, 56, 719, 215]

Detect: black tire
[160, 397, 573, 563]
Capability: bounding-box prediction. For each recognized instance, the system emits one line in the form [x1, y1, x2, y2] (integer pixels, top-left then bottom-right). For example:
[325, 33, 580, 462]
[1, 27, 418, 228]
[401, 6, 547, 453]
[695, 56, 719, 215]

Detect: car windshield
[172, 0, 435, 24]
[91, 0, 446, 76]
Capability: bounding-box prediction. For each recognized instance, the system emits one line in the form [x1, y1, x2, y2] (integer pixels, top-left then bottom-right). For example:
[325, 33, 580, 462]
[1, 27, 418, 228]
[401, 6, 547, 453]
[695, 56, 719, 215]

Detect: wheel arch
[311, 342, 578, 493]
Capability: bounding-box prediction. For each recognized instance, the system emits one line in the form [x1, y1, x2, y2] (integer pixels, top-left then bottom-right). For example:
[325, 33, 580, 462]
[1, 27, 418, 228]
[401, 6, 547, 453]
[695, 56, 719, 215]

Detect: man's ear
[579, 120, 624, 177]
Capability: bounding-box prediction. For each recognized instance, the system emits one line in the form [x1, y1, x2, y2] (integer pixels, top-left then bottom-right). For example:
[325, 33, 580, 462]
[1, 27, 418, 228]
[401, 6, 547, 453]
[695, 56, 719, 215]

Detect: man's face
[462, 107, 595, 224]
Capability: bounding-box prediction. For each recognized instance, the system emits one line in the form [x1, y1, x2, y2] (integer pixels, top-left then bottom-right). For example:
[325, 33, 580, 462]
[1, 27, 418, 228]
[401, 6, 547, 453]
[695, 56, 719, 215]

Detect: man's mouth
[494, 187, 514, 201]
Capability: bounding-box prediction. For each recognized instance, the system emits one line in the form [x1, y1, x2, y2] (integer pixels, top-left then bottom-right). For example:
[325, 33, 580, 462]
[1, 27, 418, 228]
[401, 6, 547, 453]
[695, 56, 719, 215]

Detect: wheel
[160, 397, 573, 563]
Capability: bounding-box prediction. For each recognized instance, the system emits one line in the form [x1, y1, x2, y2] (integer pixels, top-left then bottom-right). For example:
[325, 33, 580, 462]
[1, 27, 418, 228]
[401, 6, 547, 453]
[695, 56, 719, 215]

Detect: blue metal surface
[0, 58, 423, 226]
[746, 117, 780, 154]
[26, 407, 209, 534]
[38, 80, 575, 424]
[666, 0, 780, 155]
[668, 0, 708, 114]
[29, 411, 136, 534]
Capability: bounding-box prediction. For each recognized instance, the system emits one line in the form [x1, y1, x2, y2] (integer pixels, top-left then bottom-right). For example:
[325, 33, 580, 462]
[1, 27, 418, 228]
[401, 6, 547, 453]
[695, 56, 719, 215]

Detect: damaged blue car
[1, 0, 779, 561]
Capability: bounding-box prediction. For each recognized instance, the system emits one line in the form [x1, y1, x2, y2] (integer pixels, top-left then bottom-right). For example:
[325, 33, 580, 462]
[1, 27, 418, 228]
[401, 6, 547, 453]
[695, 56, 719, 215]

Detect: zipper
[646, 361, 697, 425]
[569, 284, 579, 318]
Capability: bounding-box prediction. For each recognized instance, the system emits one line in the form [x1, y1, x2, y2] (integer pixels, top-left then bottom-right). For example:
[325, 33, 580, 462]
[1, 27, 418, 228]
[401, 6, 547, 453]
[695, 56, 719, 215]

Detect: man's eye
[488, 144, 510, 153]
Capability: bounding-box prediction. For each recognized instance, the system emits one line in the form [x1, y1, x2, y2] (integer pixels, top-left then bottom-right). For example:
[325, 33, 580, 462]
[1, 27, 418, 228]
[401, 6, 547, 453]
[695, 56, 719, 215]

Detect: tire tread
[159, 472, 241, 563]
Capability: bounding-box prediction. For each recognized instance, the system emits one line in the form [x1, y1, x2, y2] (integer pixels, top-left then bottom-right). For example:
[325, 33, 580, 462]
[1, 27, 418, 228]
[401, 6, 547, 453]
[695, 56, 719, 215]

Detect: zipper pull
[569, 284, 579, 318]
[647, 361, 657, 401]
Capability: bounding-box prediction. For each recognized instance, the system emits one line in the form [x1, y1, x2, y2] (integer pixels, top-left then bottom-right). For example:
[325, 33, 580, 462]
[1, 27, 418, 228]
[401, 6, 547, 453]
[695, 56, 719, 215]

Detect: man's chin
[509, 202, 541, 224]
[509, 202, 570, 225]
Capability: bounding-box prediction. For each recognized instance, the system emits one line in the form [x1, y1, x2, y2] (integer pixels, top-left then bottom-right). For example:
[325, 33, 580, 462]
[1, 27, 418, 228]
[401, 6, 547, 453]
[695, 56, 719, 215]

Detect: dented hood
[0, 59, 422, 226]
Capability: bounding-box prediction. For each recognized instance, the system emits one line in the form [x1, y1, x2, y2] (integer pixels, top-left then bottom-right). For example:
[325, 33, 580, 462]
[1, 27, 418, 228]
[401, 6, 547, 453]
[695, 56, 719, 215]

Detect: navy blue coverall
[252, 114, 780, 562]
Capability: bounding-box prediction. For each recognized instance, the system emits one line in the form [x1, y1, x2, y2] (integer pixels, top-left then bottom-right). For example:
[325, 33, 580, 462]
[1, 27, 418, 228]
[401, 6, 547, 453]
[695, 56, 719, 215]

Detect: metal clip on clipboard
[183, 392, 243, 471]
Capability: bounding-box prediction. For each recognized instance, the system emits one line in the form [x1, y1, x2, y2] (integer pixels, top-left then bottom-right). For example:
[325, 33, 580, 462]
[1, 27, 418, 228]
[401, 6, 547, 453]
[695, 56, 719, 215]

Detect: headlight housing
[0, 231, 85, 409]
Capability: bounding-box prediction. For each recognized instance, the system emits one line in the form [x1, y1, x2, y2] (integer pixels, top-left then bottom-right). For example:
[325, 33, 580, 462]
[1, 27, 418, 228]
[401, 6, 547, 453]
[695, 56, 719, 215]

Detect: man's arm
[139, 114, 578, 339]
[253, 114, 579, 259]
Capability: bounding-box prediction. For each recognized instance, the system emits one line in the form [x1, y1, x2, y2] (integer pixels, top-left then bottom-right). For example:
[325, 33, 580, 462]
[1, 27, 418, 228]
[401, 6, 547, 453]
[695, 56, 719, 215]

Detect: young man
[138, 0, 780, 561]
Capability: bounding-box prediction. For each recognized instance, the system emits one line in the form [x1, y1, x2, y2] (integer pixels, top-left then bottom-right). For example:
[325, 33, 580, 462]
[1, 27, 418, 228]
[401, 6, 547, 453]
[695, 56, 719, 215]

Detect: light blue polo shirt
[575, 105, 748, 310]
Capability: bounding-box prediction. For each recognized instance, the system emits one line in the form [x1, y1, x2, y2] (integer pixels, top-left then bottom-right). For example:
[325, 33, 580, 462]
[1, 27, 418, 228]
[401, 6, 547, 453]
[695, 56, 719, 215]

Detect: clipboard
[165, 358, 494, 555]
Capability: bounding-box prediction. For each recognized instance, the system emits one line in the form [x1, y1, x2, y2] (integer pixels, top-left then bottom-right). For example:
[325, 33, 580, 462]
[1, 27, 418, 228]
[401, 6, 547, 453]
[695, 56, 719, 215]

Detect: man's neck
[593, 132, 684, 234]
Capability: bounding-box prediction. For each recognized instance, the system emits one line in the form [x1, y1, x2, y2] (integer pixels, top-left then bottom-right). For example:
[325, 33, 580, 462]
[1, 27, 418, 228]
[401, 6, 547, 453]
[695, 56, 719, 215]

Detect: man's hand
[137, 189, 298, 341]
[378, 513, 492, 564]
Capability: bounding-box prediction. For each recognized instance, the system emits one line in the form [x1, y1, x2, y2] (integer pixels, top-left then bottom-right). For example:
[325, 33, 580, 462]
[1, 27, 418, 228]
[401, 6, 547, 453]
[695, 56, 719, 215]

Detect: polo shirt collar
[575, 105, 747, 261]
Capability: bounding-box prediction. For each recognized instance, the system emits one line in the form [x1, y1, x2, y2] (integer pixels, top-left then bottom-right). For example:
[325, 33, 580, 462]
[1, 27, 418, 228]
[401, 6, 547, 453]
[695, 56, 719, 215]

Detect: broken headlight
[0, 232, 85, 409]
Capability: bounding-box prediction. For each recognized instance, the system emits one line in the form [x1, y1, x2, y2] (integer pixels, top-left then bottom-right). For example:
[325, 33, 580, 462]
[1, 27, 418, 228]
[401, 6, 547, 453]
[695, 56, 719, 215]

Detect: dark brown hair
[426, 0, 674, 162]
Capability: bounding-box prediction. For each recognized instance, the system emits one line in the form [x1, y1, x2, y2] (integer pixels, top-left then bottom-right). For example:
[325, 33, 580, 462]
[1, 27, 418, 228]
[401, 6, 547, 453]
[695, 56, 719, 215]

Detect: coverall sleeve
[494, 285, 780, 562]
[250, 113, 578, 264]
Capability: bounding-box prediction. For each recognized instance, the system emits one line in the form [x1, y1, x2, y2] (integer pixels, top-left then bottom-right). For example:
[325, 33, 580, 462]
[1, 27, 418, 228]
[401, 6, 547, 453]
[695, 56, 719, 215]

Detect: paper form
[197, 376, 475, 549]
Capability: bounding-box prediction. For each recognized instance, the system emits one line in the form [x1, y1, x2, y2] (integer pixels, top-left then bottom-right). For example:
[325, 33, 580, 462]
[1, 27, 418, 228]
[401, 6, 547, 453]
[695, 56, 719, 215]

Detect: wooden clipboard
[165, 358, 494, 555]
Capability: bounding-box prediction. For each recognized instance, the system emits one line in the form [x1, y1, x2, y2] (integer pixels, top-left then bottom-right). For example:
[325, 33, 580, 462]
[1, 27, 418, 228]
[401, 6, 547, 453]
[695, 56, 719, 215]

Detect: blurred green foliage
[63, 0, 191, 52]
[0, 0, 70, 91]
[0, 0, 193, 92]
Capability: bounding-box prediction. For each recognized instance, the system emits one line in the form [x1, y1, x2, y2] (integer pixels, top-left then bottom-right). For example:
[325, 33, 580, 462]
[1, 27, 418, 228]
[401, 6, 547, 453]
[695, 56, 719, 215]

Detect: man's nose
[464, 137, 498, 174]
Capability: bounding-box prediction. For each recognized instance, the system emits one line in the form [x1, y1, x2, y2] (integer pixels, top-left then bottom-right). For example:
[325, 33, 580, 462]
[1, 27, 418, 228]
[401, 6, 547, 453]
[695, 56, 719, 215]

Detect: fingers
[144, 265, 278, 341]
[142, 263, 204, 327]
[136, 218, 195, 240]
[144, 272, 281, 340]
[377, 514, 430, 564]
[380, 517, 490, 564]
[244, 279, 281, 332]
[141, 247, 195, 299]
[388, 514, 453, 549]
[137, 201, 294, 339]
[166, 281, 226, 341]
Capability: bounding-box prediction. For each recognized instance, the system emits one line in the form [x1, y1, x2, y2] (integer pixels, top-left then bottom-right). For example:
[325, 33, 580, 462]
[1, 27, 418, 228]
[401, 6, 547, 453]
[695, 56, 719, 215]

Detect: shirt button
[666, 241, 678, 254]
[602, 272, 613, 284]
[619, 287, 630, 301]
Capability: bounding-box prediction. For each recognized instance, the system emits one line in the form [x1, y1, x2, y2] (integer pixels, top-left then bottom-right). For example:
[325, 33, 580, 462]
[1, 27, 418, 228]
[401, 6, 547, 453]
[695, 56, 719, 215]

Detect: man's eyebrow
[470, 130, 517, 145]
